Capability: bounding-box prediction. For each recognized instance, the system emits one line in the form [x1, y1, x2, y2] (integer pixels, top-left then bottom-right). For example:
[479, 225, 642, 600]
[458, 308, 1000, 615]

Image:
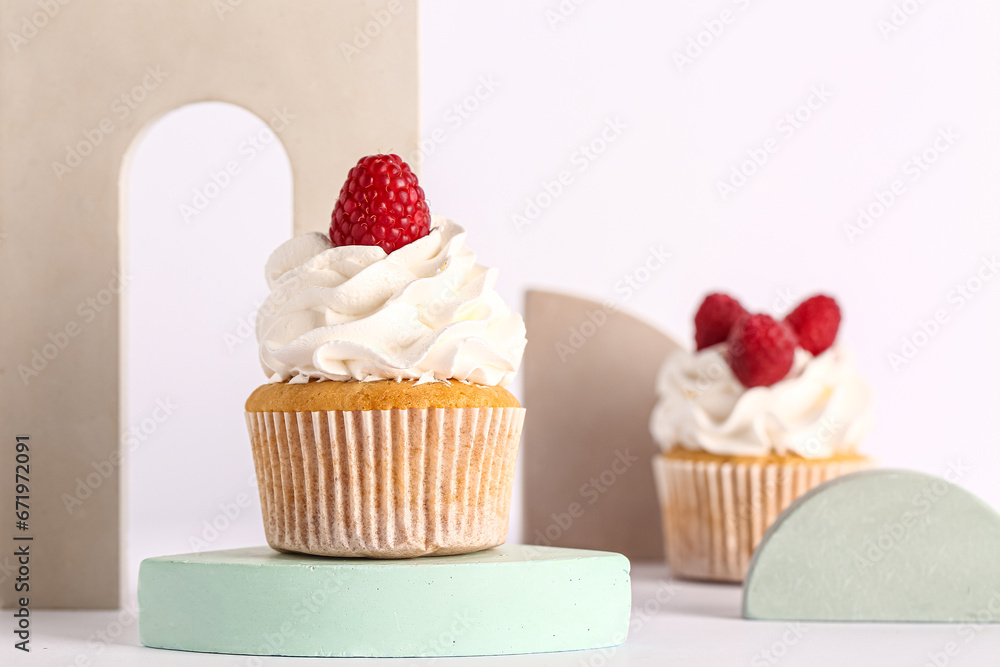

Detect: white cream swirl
[256, 216, 526, 387]
[649, 344, 873, 458]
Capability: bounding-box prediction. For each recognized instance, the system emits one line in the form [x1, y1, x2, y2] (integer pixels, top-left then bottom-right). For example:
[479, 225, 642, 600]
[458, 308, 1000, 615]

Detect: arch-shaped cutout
[0, 0, 417, 608]
[123, 102, 292, 580]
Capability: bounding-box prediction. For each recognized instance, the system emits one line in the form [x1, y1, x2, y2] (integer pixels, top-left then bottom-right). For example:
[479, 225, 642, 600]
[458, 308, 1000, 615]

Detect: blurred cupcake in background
[650, 292, 874, 582]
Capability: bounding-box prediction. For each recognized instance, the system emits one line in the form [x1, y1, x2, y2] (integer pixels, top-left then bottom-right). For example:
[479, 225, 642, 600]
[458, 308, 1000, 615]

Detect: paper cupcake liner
[245, 407, 525, 558]
[653, 453, 874, 582]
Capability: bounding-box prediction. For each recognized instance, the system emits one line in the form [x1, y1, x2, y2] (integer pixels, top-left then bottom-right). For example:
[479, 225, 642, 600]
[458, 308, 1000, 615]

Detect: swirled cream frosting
[256, 216, 526, 387]
[650, 344, 873, 458]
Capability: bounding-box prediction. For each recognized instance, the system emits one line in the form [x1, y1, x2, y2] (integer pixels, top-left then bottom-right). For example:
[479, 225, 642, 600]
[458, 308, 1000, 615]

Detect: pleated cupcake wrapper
[653, 454, 874, 582]
[246, 407, 525, 558]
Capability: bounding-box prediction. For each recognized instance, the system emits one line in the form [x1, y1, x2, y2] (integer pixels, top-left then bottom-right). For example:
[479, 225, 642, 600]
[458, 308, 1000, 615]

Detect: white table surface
[8, 563, 1000, 666]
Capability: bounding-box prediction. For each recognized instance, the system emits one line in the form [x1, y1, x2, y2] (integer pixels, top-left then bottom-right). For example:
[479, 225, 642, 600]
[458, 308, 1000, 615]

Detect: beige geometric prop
[522, 290, 682, 561]
[0, 0, 417, 609]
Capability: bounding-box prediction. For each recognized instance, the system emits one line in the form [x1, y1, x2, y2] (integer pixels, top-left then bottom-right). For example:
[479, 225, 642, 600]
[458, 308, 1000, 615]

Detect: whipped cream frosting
[649, 344, 873, 458]
[256, 216, 526, 387]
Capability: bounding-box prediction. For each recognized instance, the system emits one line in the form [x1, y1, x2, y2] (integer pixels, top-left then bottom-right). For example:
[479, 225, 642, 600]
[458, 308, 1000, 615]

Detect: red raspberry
[330, 154, 431, 254]
[726, 314, 797, 388]
[784, 295, 841, 355]
[694, 293, 749, 350]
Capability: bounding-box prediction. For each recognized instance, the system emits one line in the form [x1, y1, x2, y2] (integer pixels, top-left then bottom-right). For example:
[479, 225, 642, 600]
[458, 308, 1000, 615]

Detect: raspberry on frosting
[652, 290, 871, 458]
[694, 293, 748, 350]
[330, 154, 431, 254]
[689, 291, 845, 388]
[726, 314, 798, 388]
[785, 294, 841, 356]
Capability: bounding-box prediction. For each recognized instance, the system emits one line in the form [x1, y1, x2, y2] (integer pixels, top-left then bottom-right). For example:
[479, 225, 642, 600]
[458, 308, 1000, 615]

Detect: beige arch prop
[523, 290, 682, 561]
[0, 1, 417, 608]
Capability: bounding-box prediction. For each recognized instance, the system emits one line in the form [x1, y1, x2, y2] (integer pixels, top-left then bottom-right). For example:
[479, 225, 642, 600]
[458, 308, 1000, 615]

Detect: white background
[126, 0, 1000, 586]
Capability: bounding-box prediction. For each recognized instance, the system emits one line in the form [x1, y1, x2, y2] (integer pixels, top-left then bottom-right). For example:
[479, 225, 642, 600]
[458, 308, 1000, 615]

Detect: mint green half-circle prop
[743, 469, 1000, 622]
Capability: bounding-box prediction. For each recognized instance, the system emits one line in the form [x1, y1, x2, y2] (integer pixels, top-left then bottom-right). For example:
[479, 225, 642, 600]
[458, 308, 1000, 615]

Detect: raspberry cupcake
[650, 293, 874, 582]
[245, 154, 527, 558]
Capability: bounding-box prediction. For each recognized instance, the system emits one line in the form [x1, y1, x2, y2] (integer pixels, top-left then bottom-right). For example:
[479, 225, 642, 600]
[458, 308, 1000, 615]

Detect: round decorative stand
[139, 544, 631, 657]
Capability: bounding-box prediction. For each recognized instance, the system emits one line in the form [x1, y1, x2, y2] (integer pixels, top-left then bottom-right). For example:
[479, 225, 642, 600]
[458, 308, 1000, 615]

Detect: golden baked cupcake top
[246, 379, 520, 413]
[661, 445, 869, 466]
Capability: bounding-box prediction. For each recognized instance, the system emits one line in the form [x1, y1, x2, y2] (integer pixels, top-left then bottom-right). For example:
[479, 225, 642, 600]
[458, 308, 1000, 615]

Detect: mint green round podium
[139, 544, 631, 657]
